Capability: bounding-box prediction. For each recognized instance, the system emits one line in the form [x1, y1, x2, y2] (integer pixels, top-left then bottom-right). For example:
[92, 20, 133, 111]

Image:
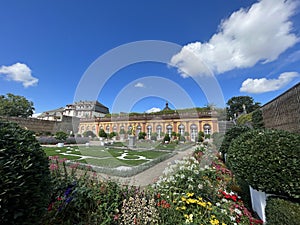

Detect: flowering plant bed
[42, 144, 263, 224]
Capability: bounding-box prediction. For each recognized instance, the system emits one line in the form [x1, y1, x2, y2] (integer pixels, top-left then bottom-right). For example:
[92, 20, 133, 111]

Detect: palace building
[79, 102, 219, 141]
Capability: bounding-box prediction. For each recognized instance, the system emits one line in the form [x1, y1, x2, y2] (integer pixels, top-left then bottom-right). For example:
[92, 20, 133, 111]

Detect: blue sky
[0, 0, 299, 114]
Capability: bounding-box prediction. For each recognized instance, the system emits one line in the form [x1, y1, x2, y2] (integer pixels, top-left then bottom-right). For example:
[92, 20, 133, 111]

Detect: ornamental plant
[0, 121, 51, 225]
[99, 128, 107, 138]
[219, 126, 251, 157]
[55, 131, 68, 142]
[227, 129, 300, 199]
[265, 197, 300, 225]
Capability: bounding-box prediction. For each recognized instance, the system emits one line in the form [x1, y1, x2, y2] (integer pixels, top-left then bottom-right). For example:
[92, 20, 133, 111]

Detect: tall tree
[226, 96, 260, 120]
[0, 93, 35, 118]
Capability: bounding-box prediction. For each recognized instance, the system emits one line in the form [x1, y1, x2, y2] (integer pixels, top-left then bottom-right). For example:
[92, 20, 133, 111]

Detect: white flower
[230, 216, 236, 221]
[180, 174, 185, 179]
[194, 170, 199, 175]
[198, 184, 203, 189]
[234, 208, 242, 215]
[216, 202, 221, 207]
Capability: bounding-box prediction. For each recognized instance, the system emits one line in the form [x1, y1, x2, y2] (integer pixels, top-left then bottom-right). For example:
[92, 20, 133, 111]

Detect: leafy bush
[138, 131, 146, 140]
[252, 109, 264, 129]
[163, 134, 170, 142]
[109, 131, 117, 139]
[99, 128, 107, 138]
[198, 131, 204, 142]
[266, 197, 300, 225]
[55, 131, 68, 141]
[227, 129, 300, 199]
[83, 130, 96, 138]
[0, 121, 51, 224]
[236, 113, 252, 126]
[219, 125, 251, 156]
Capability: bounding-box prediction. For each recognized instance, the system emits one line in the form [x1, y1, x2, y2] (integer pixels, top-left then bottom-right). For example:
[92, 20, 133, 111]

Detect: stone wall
[0, 116, 80, 134]
[261, 82, 300, 133]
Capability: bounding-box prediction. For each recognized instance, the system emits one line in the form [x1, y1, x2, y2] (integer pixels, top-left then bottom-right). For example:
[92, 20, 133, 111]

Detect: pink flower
[49, 163, 58, 170]
[58, 158, 67, 163]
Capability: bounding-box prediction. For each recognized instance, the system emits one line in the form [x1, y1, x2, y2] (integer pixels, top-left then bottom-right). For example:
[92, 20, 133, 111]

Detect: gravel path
[95, 145, 197, 187]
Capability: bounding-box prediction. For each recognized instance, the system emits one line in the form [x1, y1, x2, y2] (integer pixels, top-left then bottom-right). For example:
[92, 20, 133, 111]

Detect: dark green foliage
[266, 198, 300, 225]
[109, 131, 117, 139]
[252, 109, 264, 129]
[138, 131, 146, 140]
[55, 131, 68, 141]
[219, 126, 251, 156]
[226, 96, 260, 120]
[83, 130, 96, 138]
[198, 131, 204, 142]
[98, 128, 107, 138]
[227, 129, 300, 199]
[0, 121, 51, 224]
[163, 134, 171, 142]
[0, 93, 35, 117]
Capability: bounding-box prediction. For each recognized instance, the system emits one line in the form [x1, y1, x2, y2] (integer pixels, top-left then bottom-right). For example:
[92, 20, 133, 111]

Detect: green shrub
[219, 125, 251, 156]
[252, 109, 264, 129]
[236, 113, 252, 126]
[163, 134, 170, 142]
[55, 131, 68, 141]
[227, 129, 300, 199]
[266, 197, 300, 225]
[98, 128, 107, 138]
[138, 131, 146, 140]
[83, 130, 96, 138]
[109, 131, 117, 139]
[198, 131, 204, 142]
[0, 121, 51, 224]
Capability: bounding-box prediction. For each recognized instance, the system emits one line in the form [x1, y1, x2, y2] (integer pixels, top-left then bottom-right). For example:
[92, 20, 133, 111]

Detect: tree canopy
[226, 96, 260, 120]
[0, 93, 35, 118]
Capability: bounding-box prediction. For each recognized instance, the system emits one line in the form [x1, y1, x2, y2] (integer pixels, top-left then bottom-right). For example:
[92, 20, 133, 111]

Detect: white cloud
[240, 72, 299, 93]
[145, 107, 161, 113]
[0, 62, 38, 87]
[134, 82, 145, 88]
[170, 0, 299, 77]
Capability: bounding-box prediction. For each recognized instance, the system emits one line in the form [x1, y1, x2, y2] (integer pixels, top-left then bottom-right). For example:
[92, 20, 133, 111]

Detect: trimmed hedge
[266, 198, 300, 225]
[227, 129, 300, 199]
[219, 125, 251, 156]
[0, 121, 52, 224]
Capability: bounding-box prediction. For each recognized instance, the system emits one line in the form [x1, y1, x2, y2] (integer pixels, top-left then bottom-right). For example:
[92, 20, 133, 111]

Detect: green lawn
[43, 146, 170, 168]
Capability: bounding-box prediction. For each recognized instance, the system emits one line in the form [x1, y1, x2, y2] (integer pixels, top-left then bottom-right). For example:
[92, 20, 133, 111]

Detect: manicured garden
[43, 146, 170, 167]
[2, 119, 300, 224]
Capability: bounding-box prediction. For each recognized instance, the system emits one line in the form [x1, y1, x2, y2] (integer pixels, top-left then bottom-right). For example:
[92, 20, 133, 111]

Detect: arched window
[113, 125, 117, 133]
[178, 124, 185, 136]
[147, 125, 152, 139]
[137, 125, 142, 135]
[156, 125, 162, 139]
[190, 124, 198, 141]
[203, 123, 211, 135]
[106, 125, 110, 134]
[166, 124, 172, 137]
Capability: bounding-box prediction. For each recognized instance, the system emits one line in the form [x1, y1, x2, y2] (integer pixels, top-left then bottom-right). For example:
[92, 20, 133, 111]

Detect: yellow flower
[187, 198, 198, 204]
[187, 192, 194, 197]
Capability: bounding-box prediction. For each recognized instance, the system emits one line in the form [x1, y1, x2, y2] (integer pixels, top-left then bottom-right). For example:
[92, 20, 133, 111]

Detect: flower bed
[42, 144, 263, 224]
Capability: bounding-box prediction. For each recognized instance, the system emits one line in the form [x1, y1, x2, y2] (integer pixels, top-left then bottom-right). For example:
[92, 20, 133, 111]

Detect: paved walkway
[95, 146, 196, 187]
